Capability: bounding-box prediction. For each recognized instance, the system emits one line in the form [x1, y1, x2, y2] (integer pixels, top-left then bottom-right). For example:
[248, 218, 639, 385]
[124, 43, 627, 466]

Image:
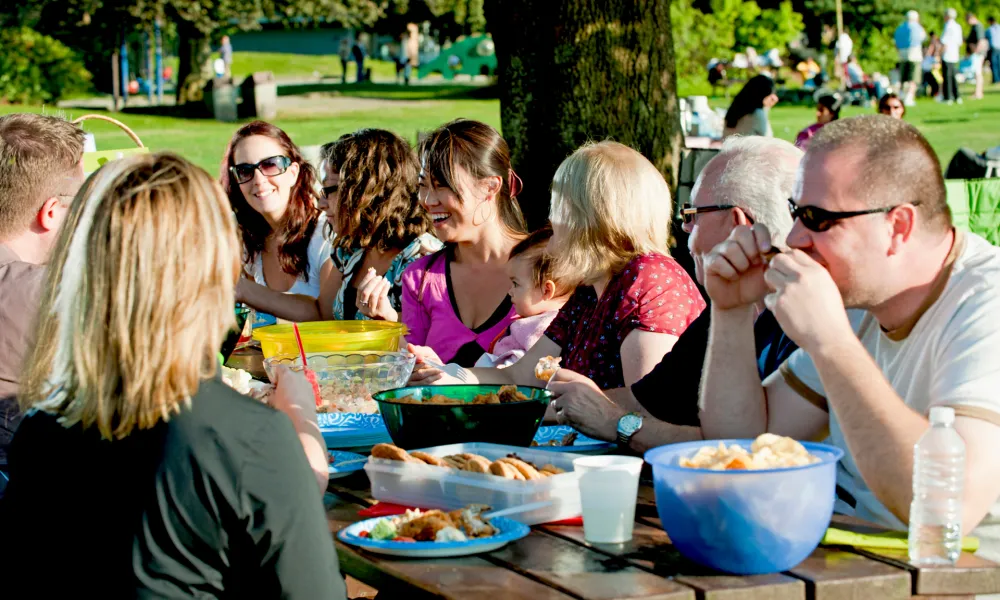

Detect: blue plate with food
[531, 425, 615, 453]
[328, 451, 368, 479]
[337, 505, 530, 558]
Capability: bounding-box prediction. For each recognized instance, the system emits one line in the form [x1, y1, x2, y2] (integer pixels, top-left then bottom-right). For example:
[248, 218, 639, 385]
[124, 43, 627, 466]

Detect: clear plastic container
[364, 442, 585, 525]
[909, 406, 965, 566]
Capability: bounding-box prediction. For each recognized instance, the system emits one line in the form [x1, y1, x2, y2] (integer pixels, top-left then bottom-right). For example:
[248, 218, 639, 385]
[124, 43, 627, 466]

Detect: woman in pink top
[401, 120, 528, 366]
[410, 141, 706, 391]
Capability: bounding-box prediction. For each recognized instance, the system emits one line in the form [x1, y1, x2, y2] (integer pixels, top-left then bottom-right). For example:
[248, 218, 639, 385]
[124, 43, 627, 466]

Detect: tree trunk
[174, 21, 213, 108]
[486, 0, 682, 231]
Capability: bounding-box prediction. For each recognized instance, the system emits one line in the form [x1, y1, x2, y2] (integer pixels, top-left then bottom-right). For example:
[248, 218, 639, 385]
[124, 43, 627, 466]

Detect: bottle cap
[929, 406, 955, 426]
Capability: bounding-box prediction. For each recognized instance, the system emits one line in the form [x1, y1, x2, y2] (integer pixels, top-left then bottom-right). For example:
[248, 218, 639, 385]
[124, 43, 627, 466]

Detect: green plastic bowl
[373, 385, 552, 450]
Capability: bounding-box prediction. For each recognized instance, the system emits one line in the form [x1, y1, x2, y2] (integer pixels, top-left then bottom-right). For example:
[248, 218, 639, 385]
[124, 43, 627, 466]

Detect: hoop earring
[472, 198, 496, 226]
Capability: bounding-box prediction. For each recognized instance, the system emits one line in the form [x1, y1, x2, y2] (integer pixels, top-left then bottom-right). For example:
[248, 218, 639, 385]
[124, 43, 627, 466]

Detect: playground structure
[418, 35, 497, 80]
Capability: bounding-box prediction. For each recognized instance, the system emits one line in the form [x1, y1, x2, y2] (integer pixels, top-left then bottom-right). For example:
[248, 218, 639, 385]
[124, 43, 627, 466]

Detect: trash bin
[240, 71, 277, 120]
[204, 78, 238, 122]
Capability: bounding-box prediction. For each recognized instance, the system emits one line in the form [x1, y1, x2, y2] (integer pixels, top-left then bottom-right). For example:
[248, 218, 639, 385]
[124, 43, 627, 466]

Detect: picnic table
[326, 473, 1000, 600]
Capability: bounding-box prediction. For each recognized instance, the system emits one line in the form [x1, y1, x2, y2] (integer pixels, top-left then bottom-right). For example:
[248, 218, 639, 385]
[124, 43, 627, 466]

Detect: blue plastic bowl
[645, 439, 843, 575]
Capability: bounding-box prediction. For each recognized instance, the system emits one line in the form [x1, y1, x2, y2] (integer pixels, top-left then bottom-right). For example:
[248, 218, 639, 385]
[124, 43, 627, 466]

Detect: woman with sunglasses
[878, 92, 906, 119]
[221, 121, 336, 324]
[318, 129, 442, 322]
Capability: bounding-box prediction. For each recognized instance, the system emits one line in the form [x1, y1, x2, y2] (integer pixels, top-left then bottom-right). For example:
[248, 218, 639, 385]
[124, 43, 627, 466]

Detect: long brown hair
[418, 119, 527, 237]
[221, 121, 322, 281]
[22, 153, 240, 440]
[322, 128, 431, 254]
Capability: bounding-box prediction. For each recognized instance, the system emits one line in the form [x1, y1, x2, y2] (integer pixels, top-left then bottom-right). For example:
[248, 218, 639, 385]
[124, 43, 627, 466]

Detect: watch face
[618, 413, 642, 436]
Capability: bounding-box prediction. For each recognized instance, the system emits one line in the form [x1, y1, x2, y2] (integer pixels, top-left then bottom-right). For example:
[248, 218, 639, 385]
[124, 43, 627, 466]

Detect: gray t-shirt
[0, 245, 45, 467]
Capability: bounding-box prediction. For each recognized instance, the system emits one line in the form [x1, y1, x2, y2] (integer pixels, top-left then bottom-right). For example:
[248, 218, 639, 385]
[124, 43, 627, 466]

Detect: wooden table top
[326, 473, 1000, 600]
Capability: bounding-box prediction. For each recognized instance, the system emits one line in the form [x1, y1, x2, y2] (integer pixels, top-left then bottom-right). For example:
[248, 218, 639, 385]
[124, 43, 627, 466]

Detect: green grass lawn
[162, 53, 401, 83]
[4, 85, 997, 176]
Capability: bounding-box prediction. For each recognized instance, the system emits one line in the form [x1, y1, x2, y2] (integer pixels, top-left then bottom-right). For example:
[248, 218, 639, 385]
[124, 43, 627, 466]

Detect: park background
[1, 0, 998, 230]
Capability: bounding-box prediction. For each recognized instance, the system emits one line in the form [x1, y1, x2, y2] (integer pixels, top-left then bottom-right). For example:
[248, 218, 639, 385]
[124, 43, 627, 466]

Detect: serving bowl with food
[372, 385, 551, 449]
[644, 434, 844, 575]
[337, 503, 530, 557]
[365, 442, 585, 525]
[263, 351, 416, 417]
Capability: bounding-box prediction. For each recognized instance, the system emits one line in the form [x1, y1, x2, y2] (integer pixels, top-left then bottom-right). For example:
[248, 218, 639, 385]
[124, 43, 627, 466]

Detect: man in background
[966, 12, 988, 99]
[894, 10, 926, 106]
[941, 8, 964, 104]
[0, 114, 86, 492]
[220, 35, 233, 79]
[987, 16, 1000, 84]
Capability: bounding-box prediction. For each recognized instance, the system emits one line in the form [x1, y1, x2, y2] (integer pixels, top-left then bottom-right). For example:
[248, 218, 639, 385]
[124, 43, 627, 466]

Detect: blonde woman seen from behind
[410, 141, 706, 391]
[0, 154, 347, 599]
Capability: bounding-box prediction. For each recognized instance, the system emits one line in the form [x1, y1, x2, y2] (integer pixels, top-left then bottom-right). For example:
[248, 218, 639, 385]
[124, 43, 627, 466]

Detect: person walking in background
[405, 23, 420, 85]
[220, 35, 233, 79]
[922, 31, 943, 98]
[894, 11, 926, 106]
[941, 8, 964, 104]
[352, 35, 367, 83]
[966, 12, 988, 99]
[987, 17, 1000, 84]
[338, 36, 352, 84]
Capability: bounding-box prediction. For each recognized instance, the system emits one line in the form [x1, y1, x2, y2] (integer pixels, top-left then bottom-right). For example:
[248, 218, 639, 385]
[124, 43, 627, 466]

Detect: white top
[250, 211, 332, 299]
[836, 33, 854, 64]
[781, 232, 1000, 555]
[941, 19, 964, 63]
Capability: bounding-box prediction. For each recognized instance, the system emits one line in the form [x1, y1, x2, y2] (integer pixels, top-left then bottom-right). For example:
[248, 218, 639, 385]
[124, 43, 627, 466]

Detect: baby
[409, 226, 570, 378]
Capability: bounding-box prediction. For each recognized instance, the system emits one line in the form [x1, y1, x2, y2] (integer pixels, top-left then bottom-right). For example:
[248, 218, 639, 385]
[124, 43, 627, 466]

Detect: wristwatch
[616, 412, 644, 448]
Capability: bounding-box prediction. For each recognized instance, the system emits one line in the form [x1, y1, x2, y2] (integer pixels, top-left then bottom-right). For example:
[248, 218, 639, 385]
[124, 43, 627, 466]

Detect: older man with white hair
[895, 10, 926, 105]
[547, 136, 804, 453]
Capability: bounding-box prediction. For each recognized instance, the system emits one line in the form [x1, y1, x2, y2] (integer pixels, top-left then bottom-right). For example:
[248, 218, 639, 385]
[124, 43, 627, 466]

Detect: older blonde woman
[411, 141, 706, 391]
[0, 154, 347, 599]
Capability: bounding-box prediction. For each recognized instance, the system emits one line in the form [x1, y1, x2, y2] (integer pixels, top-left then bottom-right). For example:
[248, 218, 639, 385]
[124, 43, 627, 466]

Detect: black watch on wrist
[616, 412, 643, 448]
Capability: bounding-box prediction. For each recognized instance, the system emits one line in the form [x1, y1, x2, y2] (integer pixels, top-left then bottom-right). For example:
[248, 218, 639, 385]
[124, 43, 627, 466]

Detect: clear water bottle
[908, 406, 965, 565]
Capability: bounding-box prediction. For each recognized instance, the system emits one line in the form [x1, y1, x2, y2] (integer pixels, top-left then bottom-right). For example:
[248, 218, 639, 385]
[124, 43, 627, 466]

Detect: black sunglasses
[322, 184, 339, 198]
[681, 203, 737, 225]
[788, 198, 921, 232]
[230, 155, 292, 185]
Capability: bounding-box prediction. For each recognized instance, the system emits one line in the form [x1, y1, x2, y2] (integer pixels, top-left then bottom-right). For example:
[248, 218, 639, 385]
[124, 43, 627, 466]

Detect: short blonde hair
[21, 153, 241, 440]
[548, 141, 671, 286]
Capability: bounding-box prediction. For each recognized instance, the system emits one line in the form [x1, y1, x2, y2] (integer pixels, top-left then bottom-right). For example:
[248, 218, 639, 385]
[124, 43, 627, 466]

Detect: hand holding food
[534, 356, 561, 382]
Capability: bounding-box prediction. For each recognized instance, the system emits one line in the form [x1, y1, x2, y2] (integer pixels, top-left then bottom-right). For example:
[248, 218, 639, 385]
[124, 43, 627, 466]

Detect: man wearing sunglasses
[700, 115, 1000, 559]
[548, 137, 803, 451]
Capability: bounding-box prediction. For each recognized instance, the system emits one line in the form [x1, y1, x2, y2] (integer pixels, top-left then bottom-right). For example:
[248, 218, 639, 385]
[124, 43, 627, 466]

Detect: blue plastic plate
[318, 413, 392, 449]
[531, 425, 615, 452]
[328, 451, 367, 479]
[338, 516, 530, 557]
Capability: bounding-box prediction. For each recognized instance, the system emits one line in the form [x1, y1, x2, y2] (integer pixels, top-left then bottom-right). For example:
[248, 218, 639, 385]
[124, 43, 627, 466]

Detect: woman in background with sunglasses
[221, 121, 336, 324]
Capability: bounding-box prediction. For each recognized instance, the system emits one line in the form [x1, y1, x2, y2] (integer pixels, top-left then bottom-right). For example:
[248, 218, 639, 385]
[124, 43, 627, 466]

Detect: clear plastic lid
[929, 406, 955, 426]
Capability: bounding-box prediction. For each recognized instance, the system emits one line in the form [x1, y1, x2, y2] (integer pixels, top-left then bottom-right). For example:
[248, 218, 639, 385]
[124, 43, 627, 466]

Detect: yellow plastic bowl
[252, 321, 407, 360]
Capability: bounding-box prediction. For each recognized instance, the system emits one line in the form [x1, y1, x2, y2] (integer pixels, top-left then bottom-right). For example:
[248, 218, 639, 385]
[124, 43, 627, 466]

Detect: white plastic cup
[573, 455, 644, 543]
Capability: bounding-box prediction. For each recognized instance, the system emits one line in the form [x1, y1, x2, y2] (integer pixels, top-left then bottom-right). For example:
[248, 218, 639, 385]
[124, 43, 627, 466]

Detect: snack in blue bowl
[645, 435, 843, 575]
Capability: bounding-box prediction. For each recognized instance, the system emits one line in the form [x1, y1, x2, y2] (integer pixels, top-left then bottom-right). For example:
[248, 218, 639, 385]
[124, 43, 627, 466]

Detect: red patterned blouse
[545, 253, 706, 390]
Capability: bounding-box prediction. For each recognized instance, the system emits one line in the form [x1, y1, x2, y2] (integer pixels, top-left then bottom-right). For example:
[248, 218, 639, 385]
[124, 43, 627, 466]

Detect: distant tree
[486, 0, 681, 231]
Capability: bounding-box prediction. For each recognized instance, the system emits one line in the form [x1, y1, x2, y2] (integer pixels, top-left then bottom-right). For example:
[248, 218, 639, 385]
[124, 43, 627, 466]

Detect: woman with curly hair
[221, 121, 336, 324]
[320, 128, 441, 322]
